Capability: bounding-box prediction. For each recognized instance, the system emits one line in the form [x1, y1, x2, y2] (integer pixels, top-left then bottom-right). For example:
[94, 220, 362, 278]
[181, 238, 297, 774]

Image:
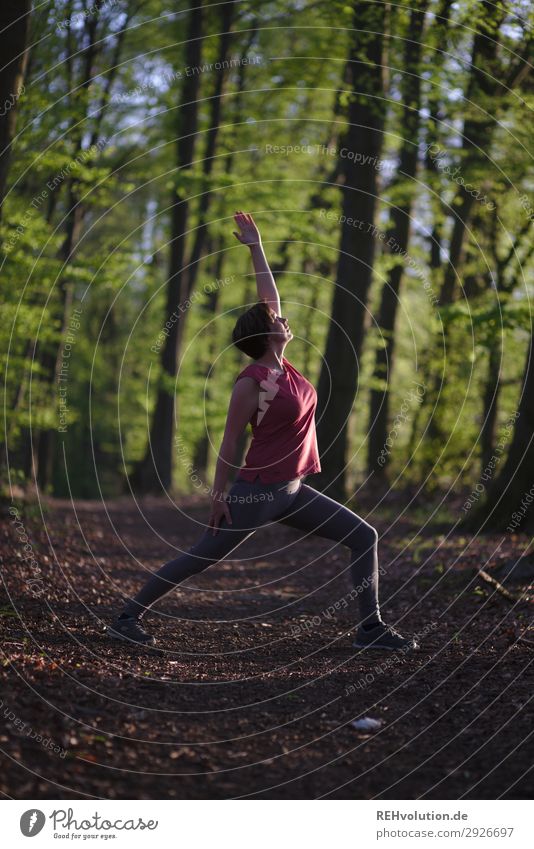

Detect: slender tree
[131, 0, 205, 492]
[367, 0, 429, 478]
[480, 211, 533, 469]
[465, 331, 534, 533]
[315, 0, 389, 500]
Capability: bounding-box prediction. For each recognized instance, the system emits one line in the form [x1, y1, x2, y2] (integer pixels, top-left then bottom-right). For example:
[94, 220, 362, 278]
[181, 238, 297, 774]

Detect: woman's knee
[159, 550, 210, 581]
[347, 521, 378, 551]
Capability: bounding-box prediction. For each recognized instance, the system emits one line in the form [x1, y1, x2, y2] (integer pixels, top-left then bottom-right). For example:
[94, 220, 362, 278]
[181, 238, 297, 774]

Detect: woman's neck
[256, 353, 285, 371]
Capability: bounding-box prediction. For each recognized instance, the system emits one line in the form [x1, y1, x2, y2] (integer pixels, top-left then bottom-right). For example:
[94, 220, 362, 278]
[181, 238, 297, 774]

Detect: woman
[109, 212, 418, 651]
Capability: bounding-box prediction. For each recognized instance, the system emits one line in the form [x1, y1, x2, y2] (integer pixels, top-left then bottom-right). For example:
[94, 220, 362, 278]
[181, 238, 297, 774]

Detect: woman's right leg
[275, 484, 419, 650]
[275, 484, 381, 626]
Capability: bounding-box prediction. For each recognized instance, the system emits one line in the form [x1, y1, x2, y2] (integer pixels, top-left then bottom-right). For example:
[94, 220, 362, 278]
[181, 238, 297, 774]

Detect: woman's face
[270, 312, 293, 342]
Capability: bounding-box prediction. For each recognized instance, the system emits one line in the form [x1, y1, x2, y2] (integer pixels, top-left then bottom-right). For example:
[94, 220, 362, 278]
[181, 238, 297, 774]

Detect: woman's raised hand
[233, 210, 261, 246]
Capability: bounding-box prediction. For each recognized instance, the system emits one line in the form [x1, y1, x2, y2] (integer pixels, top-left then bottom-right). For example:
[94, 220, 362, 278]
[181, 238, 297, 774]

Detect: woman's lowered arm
[208, 376, 259, 535]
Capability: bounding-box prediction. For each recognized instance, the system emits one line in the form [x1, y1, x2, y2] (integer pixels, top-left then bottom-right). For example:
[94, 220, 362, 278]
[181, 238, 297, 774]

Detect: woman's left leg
[275, 484, 381, 626]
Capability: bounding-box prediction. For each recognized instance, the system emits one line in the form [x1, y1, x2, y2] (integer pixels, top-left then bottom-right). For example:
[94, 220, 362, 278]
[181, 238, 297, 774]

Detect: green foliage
[1, 0, 532, 498]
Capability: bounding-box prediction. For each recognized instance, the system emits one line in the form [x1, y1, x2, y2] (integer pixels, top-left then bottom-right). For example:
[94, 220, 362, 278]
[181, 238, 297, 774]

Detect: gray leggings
[122, 477, 381, 625]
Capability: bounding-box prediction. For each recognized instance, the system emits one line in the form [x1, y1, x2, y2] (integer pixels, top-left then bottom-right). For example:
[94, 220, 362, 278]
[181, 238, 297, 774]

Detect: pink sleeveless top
[234, 356, 321, 483]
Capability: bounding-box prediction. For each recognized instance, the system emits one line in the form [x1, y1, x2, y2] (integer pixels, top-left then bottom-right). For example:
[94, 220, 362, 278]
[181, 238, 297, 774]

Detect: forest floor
[1, 488, 533, 800]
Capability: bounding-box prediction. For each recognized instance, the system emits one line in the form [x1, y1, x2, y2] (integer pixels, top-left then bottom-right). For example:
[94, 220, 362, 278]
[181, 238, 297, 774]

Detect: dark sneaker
[107, 616, 156, 646]
[353, 621, 419, 652]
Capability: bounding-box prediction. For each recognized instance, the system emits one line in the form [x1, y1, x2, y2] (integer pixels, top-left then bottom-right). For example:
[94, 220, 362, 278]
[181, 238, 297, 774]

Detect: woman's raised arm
[233, 211, 281, 316]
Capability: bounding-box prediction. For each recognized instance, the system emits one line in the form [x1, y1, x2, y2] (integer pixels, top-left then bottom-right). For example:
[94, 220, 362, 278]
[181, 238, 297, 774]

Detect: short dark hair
[232, 300, 276, 359]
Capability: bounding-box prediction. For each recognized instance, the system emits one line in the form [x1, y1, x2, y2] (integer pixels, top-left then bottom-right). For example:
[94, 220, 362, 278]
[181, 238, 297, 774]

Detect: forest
[1, 0, 532, 518]
[1, 0, 533, 805]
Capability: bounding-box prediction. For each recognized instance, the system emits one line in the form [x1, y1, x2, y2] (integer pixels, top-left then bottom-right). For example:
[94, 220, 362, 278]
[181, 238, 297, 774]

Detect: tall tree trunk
[314, 0, 388, 501]
[131, 0, 204, 493]
[0, 0, 31, 219]
[367, 0, 429, 478]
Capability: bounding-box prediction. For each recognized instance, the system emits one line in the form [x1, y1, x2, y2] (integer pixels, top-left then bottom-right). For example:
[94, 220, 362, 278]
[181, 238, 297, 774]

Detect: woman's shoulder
[234, 361, 269, 384]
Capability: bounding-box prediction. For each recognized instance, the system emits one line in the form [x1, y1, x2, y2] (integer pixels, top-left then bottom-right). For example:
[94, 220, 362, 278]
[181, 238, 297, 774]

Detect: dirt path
[1, 492, 533, 799]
